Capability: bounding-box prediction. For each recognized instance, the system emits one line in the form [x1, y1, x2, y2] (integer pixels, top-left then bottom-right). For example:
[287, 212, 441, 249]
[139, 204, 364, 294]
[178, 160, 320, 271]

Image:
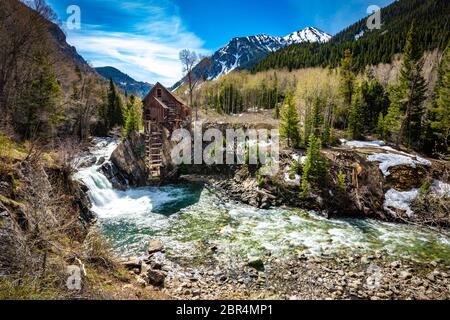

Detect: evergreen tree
[302, 98, 312, 147]
[384, 85, 404, 145]
[97, 86, 109, 134]
[301, 134, 328, 196]
[337, 169, 346, 191]
[398, 22, 427, 149]
[426, 44, 450, 157]
[123, 95, 143, 138]
[322, 120, 331, 147]
[311, 96, 324, 137]
[107, 78, 125, 128]
[280, 93, 301, 148]
[364, 80, 389, 129]
[338, 49, 355, 109]
[347, 85, 365, 140]
[18, 54, 61, 139]
[377, 112, 385, 139]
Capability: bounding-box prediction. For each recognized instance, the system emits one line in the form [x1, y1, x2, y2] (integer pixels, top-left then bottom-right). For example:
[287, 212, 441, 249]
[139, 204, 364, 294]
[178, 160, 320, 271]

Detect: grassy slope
[0, 134, 168, 300]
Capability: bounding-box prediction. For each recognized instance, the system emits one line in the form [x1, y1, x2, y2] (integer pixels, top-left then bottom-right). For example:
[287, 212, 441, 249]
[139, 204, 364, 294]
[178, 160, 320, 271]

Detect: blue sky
[47, 0, 394, 86]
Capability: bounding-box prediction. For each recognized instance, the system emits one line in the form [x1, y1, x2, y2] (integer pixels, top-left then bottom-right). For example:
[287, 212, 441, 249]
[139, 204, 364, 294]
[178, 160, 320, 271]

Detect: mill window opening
[157, 88, 162, 98]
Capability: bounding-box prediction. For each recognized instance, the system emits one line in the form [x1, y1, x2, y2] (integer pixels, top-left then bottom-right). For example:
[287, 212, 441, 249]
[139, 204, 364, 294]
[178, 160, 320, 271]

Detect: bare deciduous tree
[179, 49, 199, 120]
[21, 0, 58, 22]
[70, 71, 102, 141]
[0, 0, 53, 131]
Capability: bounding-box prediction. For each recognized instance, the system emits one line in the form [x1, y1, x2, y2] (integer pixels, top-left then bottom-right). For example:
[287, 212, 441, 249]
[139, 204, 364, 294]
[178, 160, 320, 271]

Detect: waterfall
[73, 138, 450, 264]
[74, 138, 154, 218]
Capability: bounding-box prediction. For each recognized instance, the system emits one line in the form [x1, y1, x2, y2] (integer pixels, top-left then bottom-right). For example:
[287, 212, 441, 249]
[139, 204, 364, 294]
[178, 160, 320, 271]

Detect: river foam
[74, 138, 450, 266]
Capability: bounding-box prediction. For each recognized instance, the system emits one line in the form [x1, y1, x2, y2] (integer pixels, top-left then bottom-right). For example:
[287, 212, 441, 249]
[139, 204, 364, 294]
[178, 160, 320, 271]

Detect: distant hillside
[1, 0, 101, 102]
[252, 0, 450, 73]
[95, 67, 153, 97]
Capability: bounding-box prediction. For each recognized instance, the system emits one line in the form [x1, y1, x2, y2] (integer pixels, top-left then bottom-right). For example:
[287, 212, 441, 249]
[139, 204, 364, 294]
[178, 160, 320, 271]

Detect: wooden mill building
[142, 82, 190, 177]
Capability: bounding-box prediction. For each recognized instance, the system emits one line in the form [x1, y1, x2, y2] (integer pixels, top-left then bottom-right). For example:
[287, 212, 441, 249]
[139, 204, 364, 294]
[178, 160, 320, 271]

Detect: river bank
[73, 137, 450, 300]
[134, 247, 450, 300]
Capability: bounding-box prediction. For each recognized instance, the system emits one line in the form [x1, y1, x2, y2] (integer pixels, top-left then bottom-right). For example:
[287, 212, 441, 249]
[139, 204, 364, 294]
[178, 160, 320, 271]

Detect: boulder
[0, 206, 31, 276]
[147, 269, 166, 287]
[96, 156, 106, 165]
[387, 165, 428, 191]
[99, 162, 128, 190]
[247, 258, 265, 271]
[79, 157, 97, 168]
[122, 257, 142, 271]
[109, 132, 148, 187]
[148, 239, 164, 255]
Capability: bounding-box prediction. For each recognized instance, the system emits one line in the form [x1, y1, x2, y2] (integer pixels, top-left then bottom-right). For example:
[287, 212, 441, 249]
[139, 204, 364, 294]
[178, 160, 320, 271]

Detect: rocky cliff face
[0, 157, 94, 277]
[209, 141, 449, 227]
[106, 132, 148, 188]
[103, 129, 179, 188]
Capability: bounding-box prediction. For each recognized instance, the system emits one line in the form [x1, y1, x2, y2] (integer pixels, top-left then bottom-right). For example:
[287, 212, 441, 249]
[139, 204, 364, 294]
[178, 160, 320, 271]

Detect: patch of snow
[341, 139, 386, 148]
[368, 153, 431, 177]
[284, 166, 301, 186]
[431, 180, 450, 198]
[291, 153, 307, 164]
[355, 30, 365, 40]
[383, 188, 419, 217]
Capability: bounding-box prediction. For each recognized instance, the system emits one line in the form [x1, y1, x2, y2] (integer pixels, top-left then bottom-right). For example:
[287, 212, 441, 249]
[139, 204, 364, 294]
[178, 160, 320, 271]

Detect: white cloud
[63, 1, 209, 86]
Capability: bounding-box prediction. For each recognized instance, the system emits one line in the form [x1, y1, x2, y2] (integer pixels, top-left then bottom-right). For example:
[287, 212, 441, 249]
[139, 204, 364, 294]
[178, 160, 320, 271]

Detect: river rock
[247, 258, 264, 271]
[99, 161, 128, 190]
[96, 156, 106, 165]
[147, 269, 166, 287]
[399, 271, 412, 280]
[79, 157, 97, 168]
[122, 257, 142, 271]
[148, 239, 164, 254]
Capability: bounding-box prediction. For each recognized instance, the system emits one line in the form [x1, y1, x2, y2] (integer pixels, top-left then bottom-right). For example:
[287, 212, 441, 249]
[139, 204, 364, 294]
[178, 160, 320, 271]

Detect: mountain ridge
[171, 27, 331, 90]
[95, 66, 153, 97]
[252, 0, 449, 73]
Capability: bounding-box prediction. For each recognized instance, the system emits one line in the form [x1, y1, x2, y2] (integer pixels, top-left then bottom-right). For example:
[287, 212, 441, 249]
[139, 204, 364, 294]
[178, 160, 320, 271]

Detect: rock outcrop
[109, 132, 148, 187]
[0, 158, 96, 277]
[207, 142, 449, 227]
[104, 129, 180, 188]
[0, 203, 30, 276]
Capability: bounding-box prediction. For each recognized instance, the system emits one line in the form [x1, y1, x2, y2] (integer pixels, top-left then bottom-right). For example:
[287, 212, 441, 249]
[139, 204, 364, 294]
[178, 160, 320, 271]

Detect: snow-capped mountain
[282, 27, 331, 44]
[172, 27, 331, 90]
